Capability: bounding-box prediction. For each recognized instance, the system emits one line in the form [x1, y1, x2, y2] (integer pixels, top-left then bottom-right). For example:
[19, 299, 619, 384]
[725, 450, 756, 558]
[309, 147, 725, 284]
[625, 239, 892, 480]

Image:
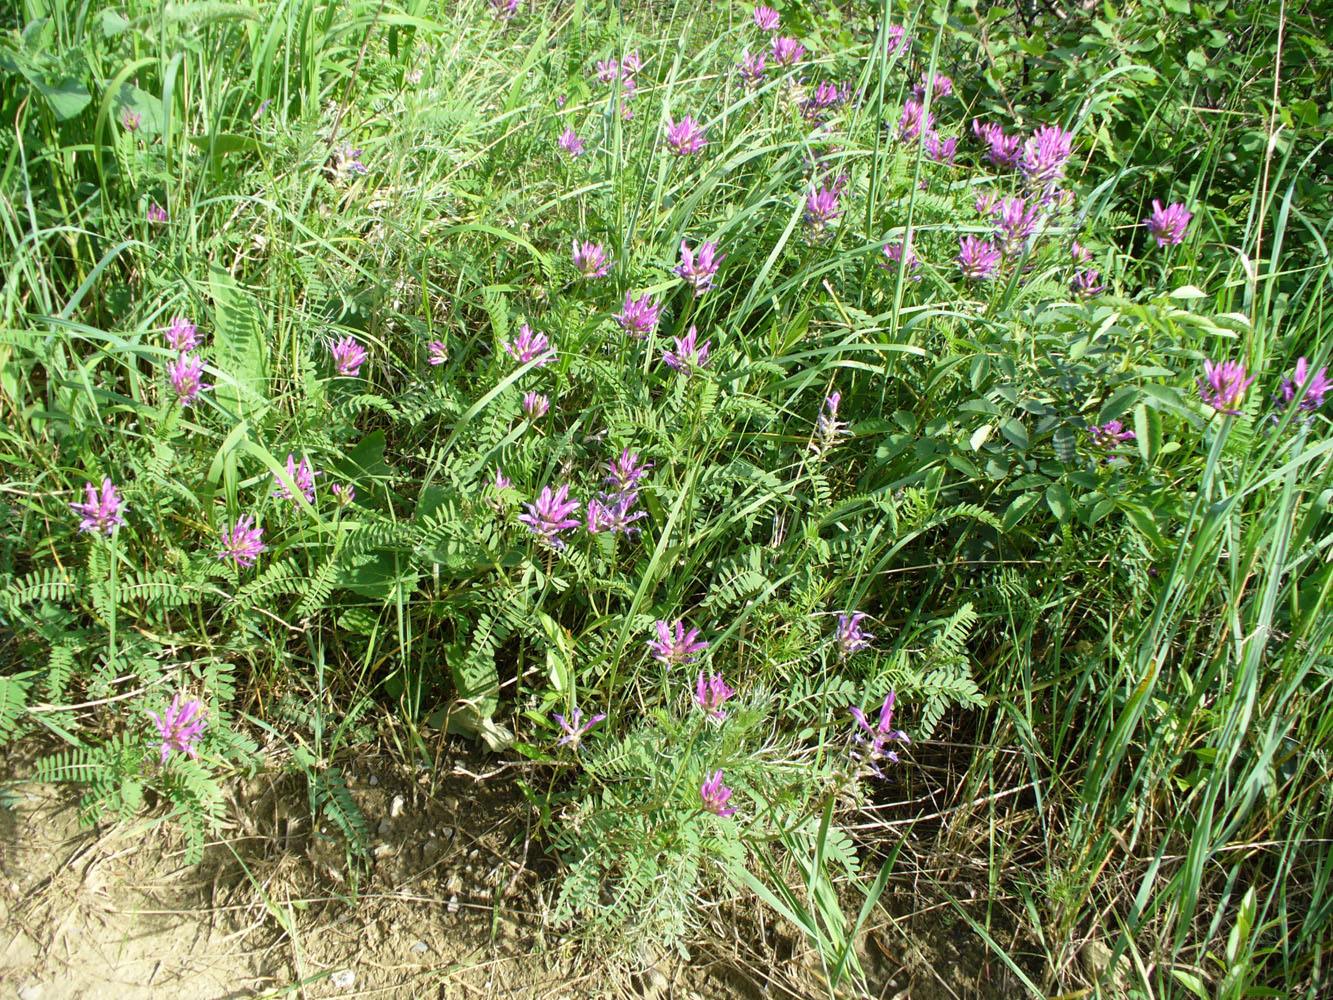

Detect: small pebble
[410, 940, 429, 955]
[18, 984, 43, 1000]
[390, 794, 405, 818]
[447, 894, 460, 914]
[369, 775, 379, 786]
[331, 969, 356, 990]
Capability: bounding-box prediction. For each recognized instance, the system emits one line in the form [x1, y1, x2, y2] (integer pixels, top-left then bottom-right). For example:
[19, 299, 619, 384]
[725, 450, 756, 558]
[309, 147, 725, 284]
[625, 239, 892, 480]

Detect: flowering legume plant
[1, 0, 1330, 993]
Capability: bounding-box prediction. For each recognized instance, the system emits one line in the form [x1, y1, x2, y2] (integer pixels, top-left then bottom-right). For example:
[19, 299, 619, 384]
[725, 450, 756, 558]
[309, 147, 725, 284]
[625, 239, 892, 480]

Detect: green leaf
[999, 417, 1029, 452]
[209, 265, 269, 415]
[1045, 483, 1071, 523]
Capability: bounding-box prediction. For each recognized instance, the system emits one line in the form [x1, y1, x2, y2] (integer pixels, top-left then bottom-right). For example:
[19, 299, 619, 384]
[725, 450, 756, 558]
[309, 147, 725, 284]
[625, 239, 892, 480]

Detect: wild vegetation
[1, 0, 1330, 995]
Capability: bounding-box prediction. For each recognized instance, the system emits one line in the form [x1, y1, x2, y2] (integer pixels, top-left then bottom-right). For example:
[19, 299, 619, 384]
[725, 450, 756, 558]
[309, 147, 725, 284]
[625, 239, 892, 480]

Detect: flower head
[615, 292, 662, 339]
[972, 120, 1021, 169]
[648, 619, 708, 666]
[993, 195, 1043, 254]
[147, 695, 207, 764]
[770, 35, 805, 66]
[606, 448, 653, 492]
[491, 468, 513, 493]
[1020, 125, 1075, 187]
[558, 127, 585, 158]
[585, 491, 647, 535]
[884, 24, 910, 55]
[1198, 359, 1254, 415]
[811, 391, 846, 455]
[913, 72, 953, 100]
[217, 514, 266, 568]
[165, 316, 199, 352]
[71, 478, 126, 536]
[554, 706, 606, 747]
[147, 201, 168, 225]
[167, 353, 211, 406]
[428, 340, 448, 365]
[331, 336, 367, 377]
[897, 98, 934, 142]
[880, 240, 920, 277]
[273, 454, 318, 503]
[695, 671, 735, 721]
[1088, 420, 1136, 450]
[802, 80, 850, 121]
[572, 239, 611, 279]
[489, 0, 518, 20]
[739, 50, 767, 87]
[518, 484, 581, 548]
[675, 240, 723, 295]
[1071, 269, 1105, 298]
[836, 612, 872, 658]
[957, 235, 1002, 280]
[665, 116, 708, 156]
[1144, 200, 1192, 247]
[925, 131, 958, 164]
[753, 5, 779, 30]
[120, 106, 142, 132]
[1278, 358, 1331, 414]
[804, 185, 841, 232]
[1071, 241, 1093, 265]
[331, 483, 356, 506]
[338, 145, 368, 176]
[522, 391, 550, 419]
[849, 691, 909, 777]
[700, 770, 736, 817]
[596, 58, 619, 83]
[503, 324, 555, 366]
[662, 326, 711, 374]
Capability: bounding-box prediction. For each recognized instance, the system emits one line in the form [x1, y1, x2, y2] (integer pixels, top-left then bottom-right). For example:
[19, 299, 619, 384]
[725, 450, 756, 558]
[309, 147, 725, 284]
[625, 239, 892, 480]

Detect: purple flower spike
[957, 236, 1002, 281]
[850, 691, 910, 777]
[1071, 241, 1093, 264]
[811, 390, 846, 455]
[331, 483, 356, 506]
[897, 98, 934, 142]
[615, 292, 662, 339]
[518, 484, 581, 548]
[836, 612, 872, 658]
[554, 706, 606, 748]
[884, 24, 910, 55]
[273, 453, 318, 503]
[993, 196, 1043, 254]
[331, 336, 367, 377]
[339, 145, 368, 176]
[572, 239, 611, 279]
[665, 116, 708, 156]
[596, 58, 619, 83]
[606, 448, 653, 491]
[801, 80, 849, 121]
[880, 240, 920, 278]
[695, 671, 735, 721]
[120, 106, 142, 132]
[489, 0, 518, 20]
[925, 131, 958, 164]
[217, 514, 266, 568]
[1071, 270, 1105, 298]
[147, 201, 168, 225]
[503, 324, 555, 366]
[753, 5, 779, 30]
[804, 185, 841, 233]
[558, 127, 585, 158]
[428, 340, 448, 365]
[1020, 125, 1075, 187]
[165, 316, 199, 352]
[700, 770, 737, 817]
[972, 120, 1022, 170]
[739, 50, 767, 87]
[913, 72, 953, 100]
[586, 491, 647, 535]
[167, 353, 211, 406]
[1198, 359, 1254, 415]
[1144, 199, 1192, 247]
[770, 36, 805, 67]
[675, 240, 723, 295]
[522, 391, 550, 419]
[1279, 358, 1330, 414]
[71, 478, 126, 536]
[1088, 420, 1136, 450]
[648, 619, 708, 666]
[147, 694, 207, 764]
[662, 325, 711, 374]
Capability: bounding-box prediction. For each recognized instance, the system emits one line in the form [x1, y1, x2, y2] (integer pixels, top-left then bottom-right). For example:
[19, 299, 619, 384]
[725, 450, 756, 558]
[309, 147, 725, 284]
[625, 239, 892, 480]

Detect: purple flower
[615, 292, 662, 339]
[739, 50, 767, 87]
[770, 36, 805, 66]
[518, 484, 581, 548]
[622, 50, 643, 74]
[596, 59, 619, 83]
[811, 391, 846, 455]
[924, 131, 957, 164]
[753, 5, 779, 30]
[428, 340, 448, 365]
[71, 478, 126, 536]
[503, 324, 555, 366]
[165, 315, 199, 352]
[957, 236, 1002, 280]
[662, 325, 711, 374]
[339, 145, 368, 176]
[972, 120, 1022, 169]
[675, 240, 723, 294]
[913, 72, 953, 100]
[880, 240, 921, 278]
[1198, 359, 1255, 415]
[606, 448, 653, 492]
[147, 201, 168, 225]
[1278, 358, 1331, 413]
[836, 612, 872, 658]
[147, 695, 207, 764]
[217, 514, 266, 568]
[897, 98, 934, 142]
[695, 671, 735, 721]
[1020, 125, 1075, 187]
[571, 239, 611, 279]
[648, 619, 708, 666]
[1071, 240, 1093, 264]
[586, 491, 647, 535]
[331, 483, 356, 506]
[120, 106, 142, 132]
[884, 24, 910, 55]
[167, 353, 210, 406]
[1071, 270, 1105, 298]
[331, 336, 367, 377]
[804, 185, 841, 232]
[850, 691, 910, 776]
[1144, 199, 1192, 247]
[1088, 420, 1136, 449]
[700, 770, 737, 817]
[975, 191, 998, 217]
[558, 127, 585, 158]
[665, 116, 708, 156]
[489, 0, 518, 19]
[554, 706, 606, 747]
[273, 453, 318, 503]
[522, 391, 550, 419]
[993, 196, 1043, 253]
[801, 80, 849, 121]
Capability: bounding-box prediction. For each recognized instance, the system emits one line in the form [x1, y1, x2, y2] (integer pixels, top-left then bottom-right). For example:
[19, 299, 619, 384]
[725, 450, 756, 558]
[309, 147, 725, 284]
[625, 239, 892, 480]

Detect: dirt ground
[0, 742, 1036, 999]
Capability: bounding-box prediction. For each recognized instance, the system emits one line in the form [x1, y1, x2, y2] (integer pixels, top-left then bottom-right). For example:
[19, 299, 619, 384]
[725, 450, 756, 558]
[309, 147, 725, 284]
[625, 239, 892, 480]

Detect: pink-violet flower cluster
[71, 478, 126, 536]
[648, 619, 708, 666]
[148, 694, 207, 763]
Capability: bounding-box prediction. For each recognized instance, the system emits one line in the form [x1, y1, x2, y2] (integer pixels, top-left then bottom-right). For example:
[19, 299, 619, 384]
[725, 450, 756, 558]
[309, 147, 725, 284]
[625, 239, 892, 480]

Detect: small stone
[446, 873, 463, 893]
[377, 817, 392, 836]
[331, 969, 356, 990]
[390, 795, 405, 819]
[368, 775, 379, 786]
[409, 940, 429, 955]
[447, 894, 460, 914]
[18, 984, 43, 1000]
